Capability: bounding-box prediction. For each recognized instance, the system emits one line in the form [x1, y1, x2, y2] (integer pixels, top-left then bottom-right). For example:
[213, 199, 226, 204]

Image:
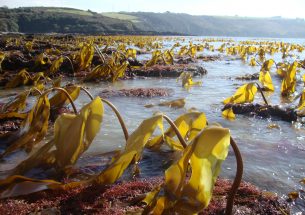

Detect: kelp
[259, 70, 274, 91]
[0, 94, 50, 158]
[222, 107, 235, 120]
[0, 51, 5, 73]
[1, 91, 29, 113]
[146, 111, 207, 151]
[48, 56, 64, 75]
[92, 115, 163, 184]
[84, 55, 129, 82]
[0, 105, 233, 215]
[12, 97, 103, 175]
[177, 71, 202, 88]
[5, 69, 31, 88]
[54, 97, 103, 168]
[223, 83, 258, 104]
[77, 42, 94, 72]
[143, 124, 231, 214]
[49, 85, 80, 109]
[281, 61, 298, 96]
[144, 98, 185, 108]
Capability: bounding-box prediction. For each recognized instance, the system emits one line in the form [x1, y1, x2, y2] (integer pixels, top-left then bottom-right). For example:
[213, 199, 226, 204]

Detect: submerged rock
[223, 103, 298, 122]
[235, 73, 259, 81]
[98, 88, 172, 98]
[132, 64, 207, 77]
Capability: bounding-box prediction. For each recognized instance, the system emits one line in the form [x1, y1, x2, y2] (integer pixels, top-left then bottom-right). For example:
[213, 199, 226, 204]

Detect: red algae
[0, 178, 289, 215]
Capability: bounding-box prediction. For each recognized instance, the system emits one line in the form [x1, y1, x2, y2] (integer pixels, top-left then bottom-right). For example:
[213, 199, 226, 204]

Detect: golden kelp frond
[111, 61, 129, 82]
[162, 50, 174, 65]
[276, 62, 289, 78]
[33, 80, 45, 95]
[261, 59, 274, 72]
[145, 98, 186, 109]
[144, 125, 230, 214]
[281, 61, 298, 96]
[0, 175, 62, 199]
[35, 53, 49, 66]
[0, 112, 28, 120]
[52, 75, 62, 88]
[177, 72, 202, 88]
[31, 72, 45, 86]
[297, 90, 305, 111]
[84, 64, 111, 82]
[54, 97, 103, 168]
[78, 43, 94, 71]
[0, 94, 50, 158]
[259, 71, 274, 91]
[222, 107, 235, 120]
[178, 46, 188, 56]
[0, 51, 5, 72]
[145, 50, 163, 67]
[125, 48, 137, 59]
[188, 45, 197, 58]
[5, 69, 31, 88]
[147, 111, 207, 151]
[93, 115, 163, 184]
[223, 83, 258, 104]
[24, 41, 33, 52]
[12, 97, 103, 176]
[249, 57, 256, 66]
[49, 56, 64, 75]
[1, 91, 29, 113]
[49, 85, 80, 109]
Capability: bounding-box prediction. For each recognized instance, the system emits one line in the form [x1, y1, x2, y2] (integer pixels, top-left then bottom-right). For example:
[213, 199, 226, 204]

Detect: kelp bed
[0, 34, 304, 214]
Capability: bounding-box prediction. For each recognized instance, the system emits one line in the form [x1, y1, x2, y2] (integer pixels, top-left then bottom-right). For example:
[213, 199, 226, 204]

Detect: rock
[222, 103, 298, 122]
[98, 88, 172, 98]
[235, 73, 259, 81]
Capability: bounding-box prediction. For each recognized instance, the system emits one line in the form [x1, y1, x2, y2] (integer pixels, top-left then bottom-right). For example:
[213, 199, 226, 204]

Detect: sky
[1, 0, 305, 19]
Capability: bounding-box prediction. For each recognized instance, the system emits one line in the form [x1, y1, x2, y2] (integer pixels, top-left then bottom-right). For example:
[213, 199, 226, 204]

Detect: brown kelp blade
[54, 97, 104, 168]
[0, 175, 62, 199]
[1, 91, 29, 113]
[93, 115, 163, 184]
[0, 95, 50, 158]
[147, 111, 207, 150]
[49, 85, 80, 109]
[144, 125, 230, 214]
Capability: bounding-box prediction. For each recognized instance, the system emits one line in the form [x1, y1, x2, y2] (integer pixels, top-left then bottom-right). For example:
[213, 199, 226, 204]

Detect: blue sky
[1, 0, 305, 18]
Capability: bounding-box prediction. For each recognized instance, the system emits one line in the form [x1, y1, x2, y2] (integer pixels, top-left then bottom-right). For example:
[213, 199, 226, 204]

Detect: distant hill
[1, 7, 305, 37]
[104, 12, 305, 38]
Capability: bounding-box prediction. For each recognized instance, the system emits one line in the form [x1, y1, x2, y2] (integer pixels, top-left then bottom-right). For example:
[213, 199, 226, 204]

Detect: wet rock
[0, 118, 22, 135]
[176, 57, 196, 64]
[98, 88, 172, 98]
[235, 73, 259, 81]
[2, 52, 35, 71]
[127, 58, 143, 68]
[49, 107, 74, 122]
[132, 64, 207, 77]
[197, 54, 221, 61]
[223, 103, 298, 122]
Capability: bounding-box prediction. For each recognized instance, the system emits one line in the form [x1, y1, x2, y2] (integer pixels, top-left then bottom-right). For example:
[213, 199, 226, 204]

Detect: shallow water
[1, 36, 305, 213]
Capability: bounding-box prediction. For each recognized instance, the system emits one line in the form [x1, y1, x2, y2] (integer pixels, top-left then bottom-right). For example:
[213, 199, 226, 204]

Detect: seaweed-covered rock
[235, 73, 259, 81]
[0, 117, 22, 135]
[223, 103, 298, 122]
[98, 88, 172, 98]
[132, 64, 207, 77]
[0, 178, 289, 215]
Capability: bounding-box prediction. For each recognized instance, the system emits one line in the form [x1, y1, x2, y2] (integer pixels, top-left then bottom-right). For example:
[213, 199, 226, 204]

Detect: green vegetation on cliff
[1, 7, 305, 37]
